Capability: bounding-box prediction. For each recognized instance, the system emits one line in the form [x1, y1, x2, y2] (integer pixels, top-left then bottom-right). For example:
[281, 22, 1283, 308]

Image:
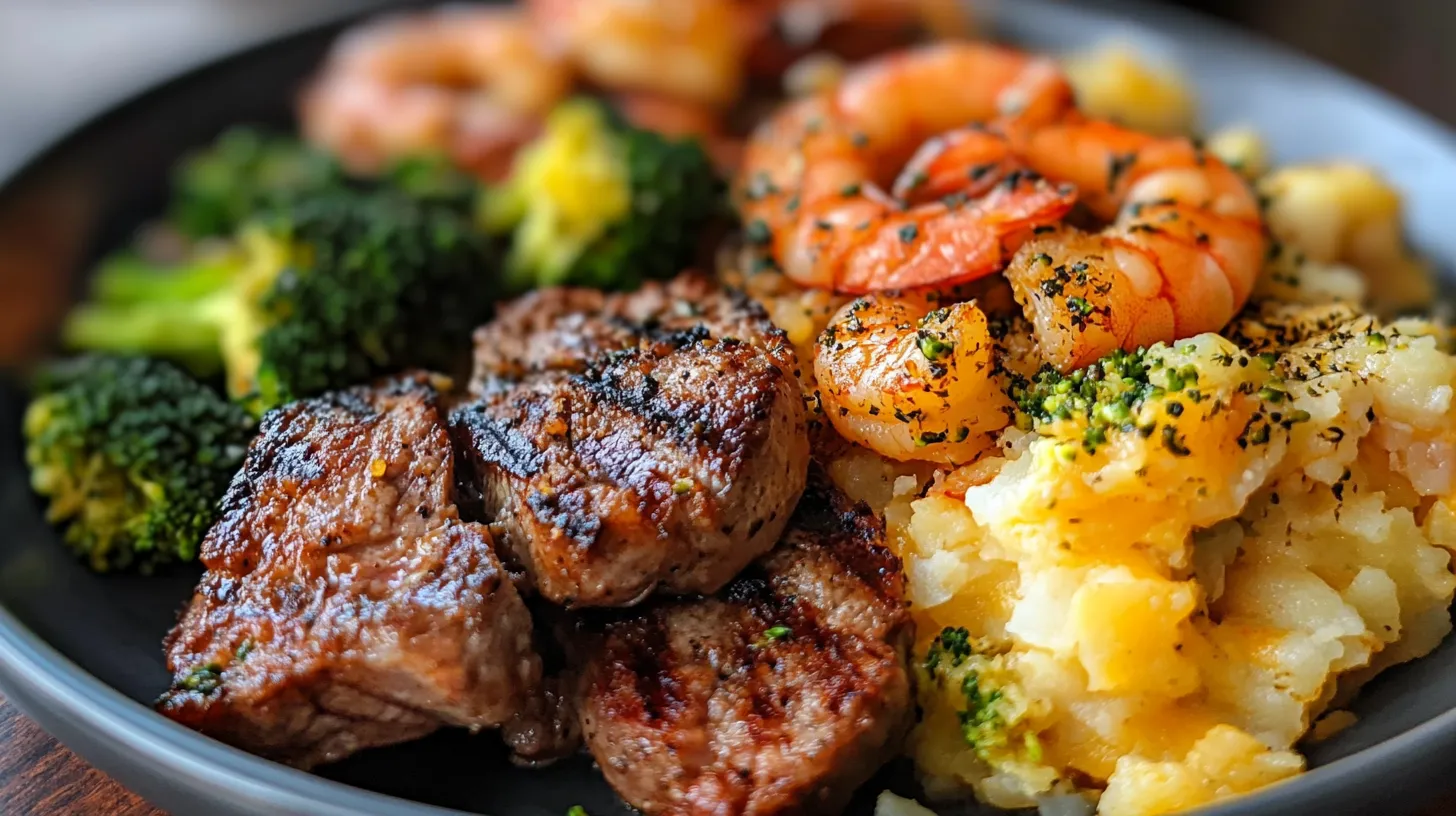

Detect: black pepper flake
[1107, 152, 1138, 191]
[1161, 425, 1191, 456]
[899, 224, 919, 243]
[916, 430, 948, 447]
[743, 219, 772, 246]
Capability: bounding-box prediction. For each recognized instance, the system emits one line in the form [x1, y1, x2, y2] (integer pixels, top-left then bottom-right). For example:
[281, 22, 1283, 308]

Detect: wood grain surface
[0, 695, 160, 815]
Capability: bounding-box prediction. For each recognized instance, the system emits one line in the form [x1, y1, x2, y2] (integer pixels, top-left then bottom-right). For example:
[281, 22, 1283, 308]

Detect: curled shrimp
[528, 0, 747, 107]
[815, 290, 1010, 463]
[737, 43, 1078, 293]
[996, 114, 1267, 370]
[300, 7, 573, 178]
[893, 112, 1266, 371]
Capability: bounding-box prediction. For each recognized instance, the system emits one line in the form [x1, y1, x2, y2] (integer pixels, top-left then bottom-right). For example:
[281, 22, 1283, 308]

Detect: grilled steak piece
[454, 273, 810, 607]
[159, 376, 573, 769]
[573, 473, 913, 816]
[470, 273, 799, 386]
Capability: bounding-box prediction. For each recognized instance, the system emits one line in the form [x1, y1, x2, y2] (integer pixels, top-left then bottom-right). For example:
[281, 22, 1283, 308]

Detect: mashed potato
[729, 46, 1449, 816]
[1063, 43, 1197, 137]
[815, 283, 1456, 816]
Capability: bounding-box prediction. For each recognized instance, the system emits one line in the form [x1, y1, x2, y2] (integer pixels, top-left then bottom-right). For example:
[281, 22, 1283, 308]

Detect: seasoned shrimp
[737, 43, 1078, 293]
[528, 0, 747, 107]
[999, 114, 1267, 370]
[301, 7, 573, 177]
[815, 290, 1010, 463]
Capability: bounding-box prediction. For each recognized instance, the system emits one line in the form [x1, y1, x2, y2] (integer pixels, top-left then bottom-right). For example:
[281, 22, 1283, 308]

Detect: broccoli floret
[382, 153, 483, 213]
[921, 627, 1043, 769]
[23, 355, 255, 572]
[169, 127, 344, 239]
[64, 188, 498, 413]
[482, 99, 725, 291]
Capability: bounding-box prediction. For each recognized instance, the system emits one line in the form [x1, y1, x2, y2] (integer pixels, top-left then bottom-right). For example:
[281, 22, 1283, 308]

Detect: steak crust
[573, 472, 913, 816]
[159, 376, 573, 768]
[455, 274, 810, 607]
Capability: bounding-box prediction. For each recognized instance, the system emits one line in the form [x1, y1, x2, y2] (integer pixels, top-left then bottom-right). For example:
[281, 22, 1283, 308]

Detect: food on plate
[573, 471, 912, 815]
[1260, 162, 1435, 314]
[301, 6, 573, 178]
[64, 187, 497, 412]
[167, 127, 345, 240]
[1000, 112, 1265, 371]
[829, 292, 1456, 815]
[529, 0, 966, 109]
[814, 289, 1021, 464]
[159, 375, 574, 767]
[480, 99, 725, 291]
[454, 274, 808, 606]
[23, 355, 255, 572]
[1062, 43, 1197, 136]
[20, 4, 1456, 816]
[736, 42, 1078, 293]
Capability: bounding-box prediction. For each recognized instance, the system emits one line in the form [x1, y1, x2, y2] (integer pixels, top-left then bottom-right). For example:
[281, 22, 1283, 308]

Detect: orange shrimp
[887, 110, 1266, 370]
[815, 289, 1011, 463]
[528, 0, 747, 107]
[736, 43, 1078, 293]
[999, 114, 1267, 370]
[300, 7, 573, 178]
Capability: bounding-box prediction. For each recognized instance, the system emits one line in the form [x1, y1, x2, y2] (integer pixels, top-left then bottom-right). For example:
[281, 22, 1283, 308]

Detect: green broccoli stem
[89, 254, 239, 306]
[63, 300, 224, 375]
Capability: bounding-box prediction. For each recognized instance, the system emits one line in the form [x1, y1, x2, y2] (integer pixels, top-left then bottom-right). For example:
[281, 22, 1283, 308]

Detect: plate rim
[1, 1, 1456, 814]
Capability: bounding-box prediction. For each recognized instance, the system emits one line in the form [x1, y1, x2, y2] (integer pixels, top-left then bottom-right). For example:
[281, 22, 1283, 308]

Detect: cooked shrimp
[528, 0, 747, 107]
[815, 290, 1010, 463]
[301, 7, 573, 177]
[999, 114, 1267, 370]
[737, 43, 1078, 293]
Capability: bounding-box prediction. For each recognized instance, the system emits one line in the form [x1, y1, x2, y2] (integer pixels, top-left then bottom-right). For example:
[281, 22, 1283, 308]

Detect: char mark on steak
[454, 273, 810, 608]
[159, 374, 574, 769]
[573, 470, 913, 816]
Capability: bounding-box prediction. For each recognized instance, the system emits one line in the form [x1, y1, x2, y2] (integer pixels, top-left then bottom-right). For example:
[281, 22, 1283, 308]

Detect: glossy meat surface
[573, 473, 913, 815]
[159, 376, 572, 768]
[455, 274, 810, 607]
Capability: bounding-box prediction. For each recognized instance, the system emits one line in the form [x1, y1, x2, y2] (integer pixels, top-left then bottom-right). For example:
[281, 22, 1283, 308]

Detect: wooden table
[0, 695, 158, 815]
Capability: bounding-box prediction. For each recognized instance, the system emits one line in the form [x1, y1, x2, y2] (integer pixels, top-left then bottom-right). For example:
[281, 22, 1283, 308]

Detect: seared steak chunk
[159, 376, 572, 768]
[471, 273, 798, 385]
[455, 274, 809, 607]
[573, 473, 913, 816]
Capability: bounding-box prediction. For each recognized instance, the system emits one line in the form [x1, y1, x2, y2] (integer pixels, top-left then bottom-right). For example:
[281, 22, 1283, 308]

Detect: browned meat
[471, 273, 799, 386]
[159, 376, 574, 769]
[454, 274, 810, 607]
[573, 473, 913, 816]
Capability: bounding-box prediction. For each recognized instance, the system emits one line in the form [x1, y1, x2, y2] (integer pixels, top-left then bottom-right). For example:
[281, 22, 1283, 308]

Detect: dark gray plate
[1, 1, 1454, 815]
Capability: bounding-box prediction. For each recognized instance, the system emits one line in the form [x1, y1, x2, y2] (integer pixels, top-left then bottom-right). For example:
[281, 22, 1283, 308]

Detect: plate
[0, 1, 1454, 814]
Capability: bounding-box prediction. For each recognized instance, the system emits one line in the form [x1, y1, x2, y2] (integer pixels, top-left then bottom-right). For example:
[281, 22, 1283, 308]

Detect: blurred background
[1, 0, 1453, 182]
